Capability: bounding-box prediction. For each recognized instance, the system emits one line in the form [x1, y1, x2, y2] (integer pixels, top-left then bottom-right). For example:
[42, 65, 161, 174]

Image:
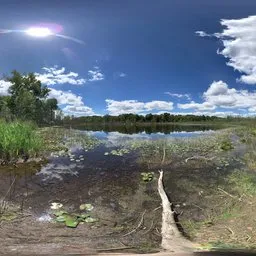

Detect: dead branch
[192, 203, 204, 211]
[142, 220, 155, 235]
[0, 176, 17, 213]
[225, 226, 234, 235]
[122, 210, 146, 237]
[185, 156, 215, 163]
[96, 246, 135, 252]
[161, 143, 166, 165]
[153, 206, 162, 211]
[218, 187, 252, 204]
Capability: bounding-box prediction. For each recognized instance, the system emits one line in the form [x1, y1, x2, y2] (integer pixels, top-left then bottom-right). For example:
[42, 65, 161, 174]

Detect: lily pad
[79, 213, 91, 219]
[56, 215, 66, 222]
[84, 217, 98, 223]
[53, 210, 68, 217]
[65, 216, 79, 228]
[79, 203, 94, 211]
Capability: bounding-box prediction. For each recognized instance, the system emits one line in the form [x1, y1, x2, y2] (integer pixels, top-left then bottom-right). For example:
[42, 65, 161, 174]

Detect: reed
[0, 121, 43, 161]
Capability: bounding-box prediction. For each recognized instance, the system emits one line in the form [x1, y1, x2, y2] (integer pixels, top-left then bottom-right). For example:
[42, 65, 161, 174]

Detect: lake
[71, 123, 220, 143]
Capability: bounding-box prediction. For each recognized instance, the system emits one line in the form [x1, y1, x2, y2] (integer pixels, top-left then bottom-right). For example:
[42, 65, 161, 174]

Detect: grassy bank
[0, 121, 43, 163]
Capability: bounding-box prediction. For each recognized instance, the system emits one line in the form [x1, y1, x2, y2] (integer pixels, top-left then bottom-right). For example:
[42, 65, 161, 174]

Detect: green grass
[0, 121, 43, 162]
[228, 169, 256, 196]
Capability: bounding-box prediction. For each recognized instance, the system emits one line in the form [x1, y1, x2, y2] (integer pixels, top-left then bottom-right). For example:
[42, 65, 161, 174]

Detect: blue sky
[1, 0, 256, 116]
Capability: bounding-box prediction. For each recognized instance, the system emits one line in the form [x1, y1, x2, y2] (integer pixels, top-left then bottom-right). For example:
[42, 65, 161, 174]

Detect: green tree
[4, 70, 58, 124]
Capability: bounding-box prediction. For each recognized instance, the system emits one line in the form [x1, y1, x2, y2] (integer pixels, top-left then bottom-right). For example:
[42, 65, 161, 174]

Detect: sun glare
[25, 27, 53, 37]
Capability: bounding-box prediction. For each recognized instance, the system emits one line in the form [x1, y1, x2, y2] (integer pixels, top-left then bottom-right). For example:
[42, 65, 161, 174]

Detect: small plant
[104, 148, 130, 156]
[141, 172, 154, 182]
[52, 203, 97, 228]
[228, 170, 256, 196]
[219, 140, 233, 151]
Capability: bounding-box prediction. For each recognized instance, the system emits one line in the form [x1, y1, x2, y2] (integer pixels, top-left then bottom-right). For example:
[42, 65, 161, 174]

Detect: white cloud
[204, 81, 256, 109]
[35, 66, 86, 86]
[165, 92, 191, 100]
[113, 72, 127, 79]
[106, 99, 174, 115]
[62, 105, 95, 116]
[195, 31, 214, 38]
[203, 80, 230, 96]
[48, 88, 84, 106]
[88, 66, 104, 82]
[178, 80, 256, 113]
[48, 89, 95, 116]
[144, 101, 173, 111]
[119, 72, 127, 77]
[178, 101, 216, 111]
[0, 80, 11, 96]
[197, 15, 256, 85]
[175, 111, 241, 118]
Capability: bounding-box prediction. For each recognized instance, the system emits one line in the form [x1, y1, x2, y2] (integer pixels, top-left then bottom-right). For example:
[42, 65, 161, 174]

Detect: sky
[1, 0, 256, 117]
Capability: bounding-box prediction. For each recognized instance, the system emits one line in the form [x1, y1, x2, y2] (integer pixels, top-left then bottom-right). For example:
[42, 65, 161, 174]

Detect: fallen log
[158, 170, 193, 253]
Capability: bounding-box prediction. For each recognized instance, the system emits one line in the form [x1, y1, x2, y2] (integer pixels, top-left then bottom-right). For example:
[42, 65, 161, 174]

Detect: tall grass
[0, 121, 43, 161]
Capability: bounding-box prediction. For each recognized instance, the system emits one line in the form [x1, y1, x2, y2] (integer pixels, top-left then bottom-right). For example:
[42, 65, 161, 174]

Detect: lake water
[72, 124, 220, 143]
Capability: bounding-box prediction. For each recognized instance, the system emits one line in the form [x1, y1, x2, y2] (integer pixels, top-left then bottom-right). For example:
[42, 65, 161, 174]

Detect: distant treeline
[63, 113, 223, 124]
[63, 113, 256, 126]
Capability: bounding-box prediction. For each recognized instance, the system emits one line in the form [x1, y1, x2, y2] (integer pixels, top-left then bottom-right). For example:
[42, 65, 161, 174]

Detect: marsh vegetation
[0, 121, 43, 164]
[1, 122, 256, 254]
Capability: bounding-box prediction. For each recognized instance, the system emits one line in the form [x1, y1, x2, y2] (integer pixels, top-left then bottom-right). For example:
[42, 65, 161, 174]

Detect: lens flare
[0, 24, 85, 45]
[25, 27, 53, 37]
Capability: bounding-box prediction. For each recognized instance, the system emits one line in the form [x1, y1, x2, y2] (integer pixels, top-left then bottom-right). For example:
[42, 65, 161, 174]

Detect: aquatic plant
[0, 121, 43, 162]
[141, 172, 154, 182]
[52, 203, 97, 228]
[104, 148, 130, 156]
[219, 139, 234, 151]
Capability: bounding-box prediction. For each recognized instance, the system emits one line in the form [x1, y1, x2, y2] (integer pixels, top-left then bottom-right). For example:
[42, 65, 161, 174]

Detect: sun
[25, 27, 53, 37]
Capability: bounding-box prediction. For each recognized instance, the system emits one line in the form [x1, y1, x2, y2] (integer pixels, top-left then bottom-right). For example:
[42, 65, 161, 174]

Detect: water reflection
[85, 129, 215, 145]
[71, 123, 219, 135]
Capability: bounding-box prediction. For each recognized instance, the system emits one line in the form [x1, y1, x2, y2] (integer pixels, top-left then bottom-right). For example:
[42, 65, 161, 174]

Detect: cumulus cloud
[62, 105, 95, 116]
[164, 92, 191, 100]
[197, 15, 256, 85]
[88, 66, 104, 82]
[178, 80, 256, 113]
[203, 81, 230, 97]
[106, 99, 174, 115]
[203, 81, 256, 108]
[0, 80, 11, 96]
[47, 88, 96, 116]
[35, 66, 86, 86]
[48, 88, 84, 106]
[176, 111, 241, 118]
[178, 101, 216, 111]
[195, 31, 214, 38]
[144, 101, 173, 111]
[119, 72, 127, 77]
